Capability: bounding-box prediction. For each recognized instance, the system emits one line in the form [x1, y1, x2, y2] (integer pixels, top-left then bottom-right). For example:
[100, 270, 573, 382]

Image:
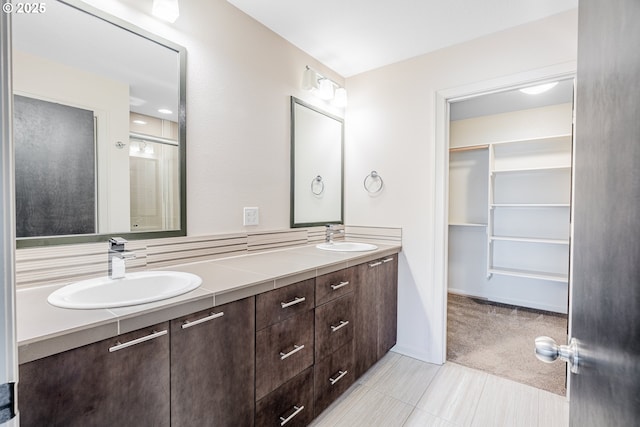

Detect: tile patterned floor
[311, 352, 569, 427]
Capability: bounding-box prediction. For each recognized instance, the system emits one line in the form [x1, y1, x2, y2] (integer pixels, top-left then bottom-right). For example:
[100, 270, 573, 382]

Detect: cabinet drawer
[255, 367, 314, 427]
[316, 267, 354, 306]
[315, 293, 354, 360]
[314, 342, 354, 417]
[256, 310, 314, 400]
[256, 278, 315, 330]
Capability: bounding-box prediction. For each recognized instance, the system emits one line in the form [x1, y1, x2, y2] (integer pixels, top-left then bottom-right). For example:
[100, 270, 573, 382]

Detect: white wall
[80, 0, 344, 235]
[344, 10, 578, 363]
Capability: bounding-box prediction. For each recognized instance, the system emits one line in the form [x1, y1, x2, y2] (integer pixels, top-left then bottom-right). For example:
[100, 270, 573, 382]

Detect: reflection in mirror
[290, 97, 344, 227]
[12, 0, 186, 247]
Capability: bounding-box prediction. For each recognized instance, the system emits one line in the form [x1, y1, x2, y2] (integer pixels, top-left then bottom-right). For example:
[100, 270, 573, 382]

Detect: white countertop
[17, 242, 401, 363]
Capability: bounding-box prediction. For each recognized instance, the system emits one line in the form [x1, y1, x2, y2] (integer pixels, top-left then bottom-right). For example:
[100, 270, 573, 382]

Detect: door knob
[535, 336, 580, 374]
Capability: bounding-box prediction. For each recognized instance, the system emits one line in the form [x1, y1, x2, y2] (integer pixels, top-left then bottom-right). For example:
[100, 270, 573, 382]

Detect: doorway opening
[444, 78, 573, 395]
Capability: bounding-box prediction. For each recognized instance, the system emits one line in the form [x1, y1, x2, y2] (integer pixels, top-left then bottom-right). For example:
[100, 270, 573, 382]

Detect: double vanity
[17, 241, 400, 426]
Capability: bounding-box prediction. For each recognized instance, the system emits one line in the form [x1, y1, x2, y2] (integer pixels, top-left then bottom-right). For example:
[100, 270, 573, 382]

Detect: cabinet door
[377, 255, 398, 358]
[171, 297, 255, 427]
[19, 323, 170, 427]
[353, 261, 379, 378]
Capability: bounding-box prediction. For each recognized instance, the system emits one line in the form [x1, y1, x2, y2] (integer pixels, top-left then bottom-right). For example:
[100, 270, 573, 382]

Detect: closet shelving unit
[485, 133, 572, 283]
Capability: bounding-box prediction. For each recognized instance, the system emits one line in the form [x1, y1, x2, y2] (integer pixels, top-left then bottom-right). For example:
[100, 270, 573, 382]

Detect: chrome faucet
[325, 224, 344, 243]
[108, 237, 136, 279]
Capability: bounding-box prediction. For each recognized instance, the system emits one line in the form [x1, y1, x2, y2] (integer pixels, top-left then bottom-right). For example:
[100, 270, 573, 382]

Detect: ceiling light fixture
[158, 108, 173, 115]
[152, 0, 179, 23]
[301, 65, 347, 107]
[519, 81, 559, 95]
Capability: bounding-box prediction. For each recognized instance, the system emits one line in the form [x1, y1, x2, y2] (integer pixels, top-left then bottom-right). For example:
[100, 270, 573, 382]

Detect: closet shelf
[487, 133, 572, 147]
[488, 267, 568, 283]
[491, 203, 570, 208]
[491, 165, 571, 174]
[449, 222, 487, 227]
[490, 236, 569, 245]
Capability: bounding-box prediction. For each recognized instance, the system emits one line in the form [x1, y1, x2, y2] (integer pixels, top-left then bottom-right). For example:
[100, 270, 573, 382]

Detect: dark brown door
[569, 0, 640, 425]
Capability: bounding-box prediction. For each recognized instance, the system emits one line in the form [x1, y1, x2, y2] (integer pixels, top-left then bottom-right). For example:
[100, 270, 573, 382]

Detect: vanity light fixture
[301, 65, 347, 107]
[152, 0, 179, 23]
[519, 81, 559, 95]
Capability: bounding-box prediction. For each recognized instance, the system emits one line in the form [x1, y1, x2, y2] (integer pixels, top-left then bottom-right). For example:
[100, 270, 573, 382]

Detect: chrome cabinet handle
[109, 329, 167, 353]
[382, 257, 394, 263]
[281, 296, 306, 308]
[330, 320, 349, 332]
[280, 344, 305, 360]
[369, 261, 382, 268]
[329, 370, 348, 385]
[181, 311, 224, 329]
[330, 281, 350, 290]
[280, 405, 304, 426]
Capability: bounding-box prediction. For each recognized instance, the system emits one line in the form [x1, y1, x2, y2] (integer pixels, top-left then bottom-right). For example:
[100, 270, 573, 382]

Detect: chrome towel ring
[311, 175, 325, 195]
[364, 171, 384, 193]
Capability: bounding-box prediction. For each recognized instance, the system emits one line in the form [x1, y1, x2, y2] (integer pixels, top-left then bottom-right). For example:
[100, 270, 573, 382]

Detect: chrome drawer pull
[181, 311, 224, 329]
[281, 296, 306, 308]
[280, 405, 304, 426]
[369, 261, 382, 268]
[329, 370, 348, 385]
[382, 257, 394, 263]
[109, 330, 167, 353]
[330, 320, 349, 332]
[330, 281, 350, 290]
[280, 344, 305, 360]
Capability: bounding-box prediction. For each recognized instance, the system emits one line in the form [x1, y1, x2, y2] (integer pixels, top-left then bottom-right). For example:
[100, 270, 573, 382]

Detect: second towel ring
[364, 171, 384, 194]
[311, 175, 325, 195]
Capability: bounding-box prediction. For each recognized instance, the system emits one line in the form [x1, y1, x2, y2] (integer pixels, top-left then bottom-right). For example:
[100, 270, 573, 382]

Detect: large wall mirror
[290, 97, 343, 227]
[12, 0, 186, 248]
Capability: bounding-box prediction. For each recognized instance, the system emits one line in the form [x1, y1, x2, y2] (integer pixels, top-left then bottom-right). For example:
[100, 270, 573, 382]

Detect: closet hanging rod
[449, 144, 489, 153]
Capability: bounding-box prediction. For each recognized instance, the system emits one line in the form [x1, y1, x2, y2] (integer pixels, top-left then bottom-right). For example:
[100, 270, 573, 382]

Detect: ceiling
[227, 0, 578, 77]
[450, 79, 574, 121]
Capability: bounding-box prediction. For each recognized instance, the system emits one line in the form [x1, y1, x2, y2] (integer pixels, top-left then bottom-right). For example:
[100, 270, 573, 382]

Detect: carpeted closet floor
[446, 293, 568, 396]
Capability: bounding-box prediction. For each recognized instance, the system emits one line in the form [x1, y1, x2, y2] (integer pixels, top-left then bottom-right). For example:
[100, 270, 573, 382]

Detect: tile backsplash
[15, 225, 401, 289]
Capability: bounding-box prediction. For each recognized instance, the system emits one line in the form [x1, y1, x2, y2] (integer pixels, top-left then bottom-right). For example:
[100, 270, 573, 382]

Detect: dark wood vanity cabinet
[19, 322, 170, 427]
[171, 296, 255, 427]
[353, 254, 399, 378]
[18, 252, 399, 427]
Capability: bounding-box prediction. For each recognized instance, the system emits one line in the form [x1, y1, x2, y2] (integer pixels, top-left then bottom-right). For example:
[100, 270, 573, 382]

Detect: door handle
[535, 336, 580, 374]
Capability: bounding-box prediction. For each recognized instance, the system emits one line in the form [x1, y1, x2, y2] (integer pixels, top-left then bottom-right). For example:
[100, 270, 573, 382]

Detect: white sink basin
[47, 271, 202, 309]
[316, 242, 378, 252]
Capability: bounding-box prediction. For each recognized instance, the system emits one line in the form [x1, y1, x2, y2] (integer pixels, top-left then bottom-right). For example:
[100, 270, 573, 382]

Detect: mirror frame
[290, 96, 344, 228]
[16, 0, 187, 248]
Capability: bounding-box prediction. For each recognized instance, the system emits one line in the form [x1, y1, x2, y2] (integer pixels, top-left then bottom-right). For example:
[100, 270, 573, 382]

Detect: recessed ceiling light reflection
[158, 108, 173, 115]
[519, 82, 559, 95]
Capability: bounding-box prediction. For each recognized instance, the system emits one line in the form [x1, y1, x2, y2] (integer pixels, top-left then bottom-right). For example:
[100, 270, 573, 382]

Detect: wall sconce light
[152, 0, 179, 23]
[302, 65, 347, 107]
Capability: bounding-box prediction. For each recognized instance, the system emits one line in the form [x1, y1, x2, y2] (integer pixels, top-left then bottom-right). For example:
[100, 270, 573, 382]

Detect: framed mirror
[290, 97, 344, 227]
[12, 0, 186, 248]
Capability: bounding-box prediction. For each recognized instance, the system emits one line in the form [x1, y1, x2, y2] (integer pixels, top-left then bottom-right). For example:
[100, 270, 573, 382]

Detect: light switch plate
[243, 207, 259, 226]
